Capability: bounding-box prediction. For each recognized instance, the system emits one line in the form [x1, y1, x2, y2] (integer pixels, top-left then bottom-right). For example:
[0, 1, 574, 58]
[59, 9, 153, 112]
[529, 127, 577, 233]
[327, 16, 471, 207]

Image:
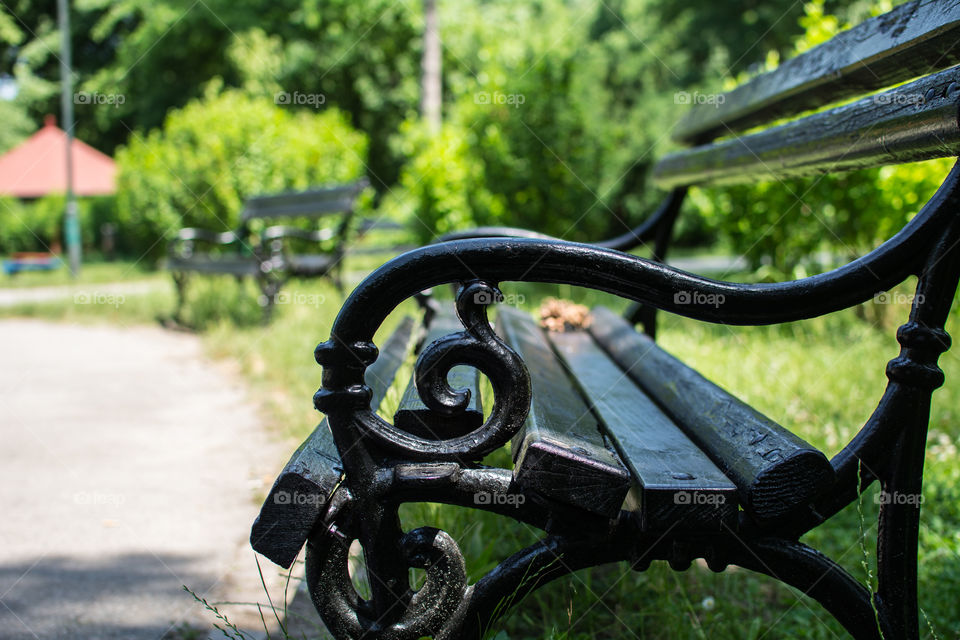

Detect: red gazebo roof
[0, 115, 116, 197]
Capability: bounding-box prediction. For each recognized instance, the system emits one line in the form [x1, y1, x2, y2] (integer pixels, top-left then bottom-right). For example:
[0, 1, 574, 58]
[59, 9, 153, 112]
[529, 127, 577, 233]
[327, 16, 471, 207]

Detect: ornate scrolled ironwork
[306, 504, 469, 640]
[299, 163, 960, 639]
[316, 280, 530, 460]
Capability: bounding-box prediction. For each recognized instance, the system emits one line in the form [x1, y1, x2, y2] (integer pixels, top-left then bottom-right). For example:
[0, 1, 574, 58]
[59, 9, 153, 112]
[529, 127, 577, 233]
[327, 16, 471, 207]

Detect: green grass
[4, 256, 960, 639]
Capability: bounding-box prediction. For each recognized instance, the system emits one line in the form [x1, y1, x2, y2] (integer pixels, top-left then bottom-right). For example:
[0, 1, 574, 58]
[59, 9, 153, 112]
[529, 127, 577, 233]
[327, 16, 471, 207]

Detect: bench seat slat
[655, 66, 960, 189]
[167, 255, 261, 276]
[394, 309, 484, 439]
[251, 315, 415, 568]
[496, 308, 631, 518]
[589, 307, 835, 528]
[549, 330, 739, 533]
[284, 254, 338, 277]
[673, 0, 960, 143]
[240, 180, 368, 221]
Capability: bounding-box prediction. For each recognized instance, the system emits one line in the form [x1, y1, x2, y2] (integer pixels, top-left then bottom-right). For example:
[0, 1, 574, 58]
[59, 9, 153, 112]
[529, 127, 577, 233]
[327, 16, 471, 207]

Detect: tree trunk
[420, 0, 441, 131]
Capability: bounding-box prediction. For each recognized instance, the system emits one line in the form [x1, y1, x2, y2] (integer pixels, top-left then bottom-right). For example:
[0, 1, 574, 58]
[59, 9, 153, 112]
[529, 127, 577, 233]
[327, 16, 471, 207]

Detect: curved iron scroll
[316, 281, 530, 461]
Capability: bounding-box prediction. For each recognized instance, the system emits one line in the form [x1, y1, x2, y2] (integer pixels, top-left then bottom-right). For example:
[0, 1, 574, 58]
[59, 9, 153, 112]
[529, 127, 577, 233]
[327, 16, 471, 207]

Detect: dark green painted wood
[549, 329, 738, 532]
[655, 66, 960, 189]
[394, 310, 484, 439]
[589, 307, 836, 527]
[673, 0, 960, 143]
[251, 316, 414, 568]
[166, 255, 261, 276]
[249, 419, 342, 568]
[496, 307, 631, 518]
[240, 180, 368, 222]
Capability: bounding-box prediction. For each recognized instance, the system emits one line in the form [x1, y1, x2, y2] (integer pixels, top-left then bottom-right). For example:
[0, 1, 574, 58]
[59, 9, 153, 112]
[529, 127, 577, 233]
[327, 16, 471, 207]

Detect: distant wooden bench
[167, 179, 368, 321]
[2, 252, 61, 276]
[251, 2, 960, 638]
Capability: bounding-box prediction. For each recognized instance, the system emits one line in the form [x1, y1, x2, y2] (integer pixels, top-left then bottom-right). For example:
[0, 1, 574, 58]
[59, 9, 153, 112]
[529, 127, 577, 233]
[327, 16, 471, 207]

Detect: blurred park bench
[2, 252, 61, 276]
[167, 179, 368, 322]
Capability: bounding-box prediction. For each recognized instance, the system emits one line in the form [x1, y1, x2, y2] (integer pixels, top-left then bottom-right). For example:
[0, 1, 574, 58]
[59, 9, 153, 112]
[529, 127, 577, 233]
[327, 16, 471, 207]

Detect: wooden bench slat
[166, 255, 261, 276]
[496, 308, 631, 518]
[284, 254, 338, 277]
[589, 307, 836, 528]
[655, 65, 960, 189]
[240, 181, 368, 221]
[394, 309, 484, 439]
[251, 315, 415, 568]
[549, 330, 739, 533]
[673, 0, 960, 143]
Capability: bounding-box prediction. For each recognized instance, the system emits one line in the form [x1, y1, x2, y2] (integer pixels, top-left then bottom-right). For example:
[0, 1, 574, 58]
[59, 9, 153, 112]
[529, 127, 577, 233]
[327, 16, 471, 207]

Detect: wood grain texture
[655, 66, 960, 188]
[496, 307, 631, 518]
[394, 309, 484, 439]
[589, 307, 835, 528]
[549, 330, 739, 533]
[251, 316, 414, 568]
[673, 0, 960, 143]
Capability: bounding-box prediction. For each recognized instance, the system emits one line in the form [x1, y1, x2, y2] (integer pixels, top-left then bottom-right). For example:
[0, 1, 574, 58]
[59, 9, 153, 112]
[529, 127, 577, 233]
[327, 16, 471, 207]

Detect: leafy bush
[114, 85, 368, 261]
[693, 0, 954, 276]
[0, 193, 117, 256]
[389, 0, 691, 245]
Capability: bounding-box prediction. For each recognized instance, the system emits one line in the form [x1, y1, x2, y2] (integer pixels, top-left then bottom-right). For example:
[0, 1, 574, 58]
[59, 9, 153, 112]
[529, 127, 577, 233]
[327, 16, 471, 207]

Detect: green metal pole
[58, 0, 80, 276]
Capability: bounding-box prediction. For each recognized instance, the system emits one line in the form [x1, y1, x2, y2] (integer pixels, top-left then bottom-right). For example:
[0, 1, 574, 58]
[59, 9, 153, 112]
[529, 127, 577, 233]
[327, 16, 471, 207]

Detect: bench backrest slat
[240, 180, 368, 223]
[673, 0, 960, 144]
[654, 65, 960, 189]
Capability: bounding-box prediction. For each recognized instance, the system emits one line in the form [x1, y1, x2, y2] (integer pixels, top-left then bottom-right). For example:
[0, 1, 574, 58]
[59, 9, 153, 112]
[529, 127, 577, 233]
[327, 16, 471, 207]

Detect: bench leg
[256, 272, 286, 323]
[171, 271, 189, 322]
[331, 260, 346, 295]
[875, 424, 927, 640]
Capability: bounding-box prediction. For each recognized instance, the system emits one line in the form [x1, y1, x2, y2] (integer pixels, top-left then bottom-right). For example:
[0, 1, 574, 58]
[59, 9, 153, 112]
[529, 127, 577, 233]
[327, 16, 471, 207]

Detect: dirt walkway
[0, 319, 294, 639]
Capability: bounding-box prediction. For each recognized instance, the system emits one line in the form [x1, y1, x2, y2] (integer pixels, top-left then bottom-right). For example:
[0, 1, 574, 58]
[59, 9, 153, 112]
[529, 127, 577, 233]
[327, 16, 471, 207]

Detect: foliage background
[4, 0, 944, 268]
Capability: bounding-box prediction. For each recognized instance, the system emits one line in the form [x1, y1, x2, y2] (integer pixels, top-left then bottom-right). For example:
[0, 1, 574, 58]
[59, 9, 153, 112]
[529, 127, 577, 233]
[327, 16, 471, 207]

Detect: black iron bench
[250, 2, 960, 638]
[167, 179, 368, 320]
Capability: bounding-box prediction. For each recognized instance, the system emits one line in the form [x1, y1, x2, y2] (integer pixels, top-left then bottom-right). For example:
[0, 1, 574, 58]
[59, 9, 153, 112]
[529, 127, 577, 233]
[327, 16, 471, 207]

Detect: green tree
[693, 0, 953, 276]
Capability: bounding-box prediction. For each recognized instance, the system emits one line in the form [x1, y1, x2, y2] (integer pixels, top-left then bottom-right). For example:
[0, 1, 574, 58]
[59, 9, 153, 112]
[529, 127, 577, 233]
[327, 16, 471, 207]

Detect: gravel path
[0, 319, 293, 639]
[0, 281, 165, 308]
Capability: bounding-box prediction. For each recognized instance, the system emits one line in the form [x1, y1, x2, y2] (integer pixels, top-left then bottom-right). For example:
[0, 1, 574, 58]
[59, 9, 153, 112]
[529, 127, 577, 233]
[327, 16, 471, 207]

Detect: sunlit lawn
[3, 253, 959, 639]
